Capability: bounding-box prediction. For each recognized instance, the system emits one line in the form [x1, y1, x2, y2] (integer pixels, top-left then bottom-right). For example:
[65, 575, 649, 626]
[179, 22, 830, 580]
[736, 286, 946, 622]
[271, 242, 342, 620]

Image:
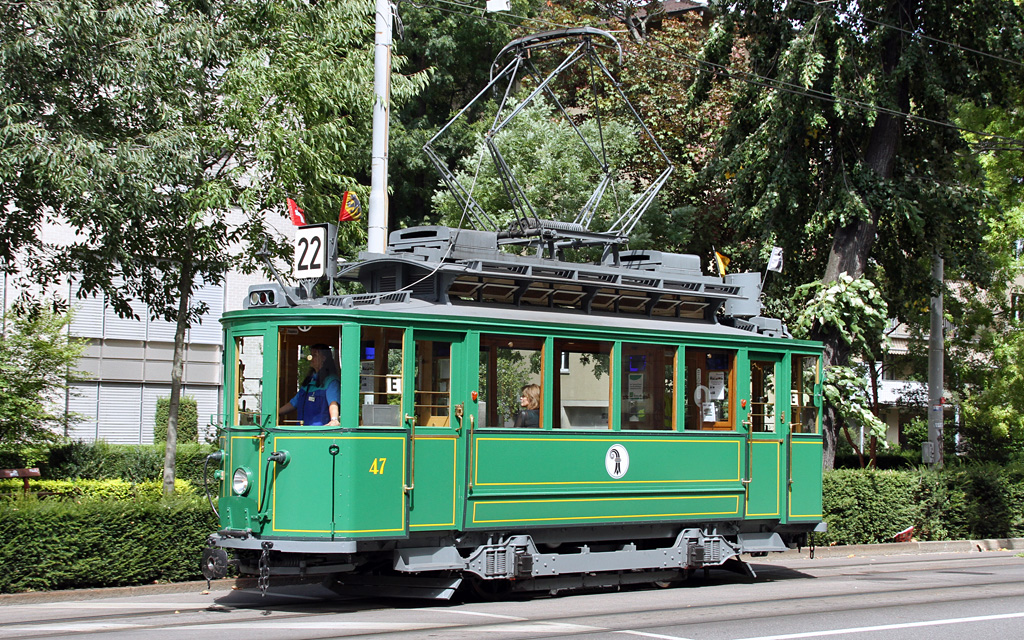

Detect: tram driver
[278, 344, 341, 426]
[513, 383, 541, 428]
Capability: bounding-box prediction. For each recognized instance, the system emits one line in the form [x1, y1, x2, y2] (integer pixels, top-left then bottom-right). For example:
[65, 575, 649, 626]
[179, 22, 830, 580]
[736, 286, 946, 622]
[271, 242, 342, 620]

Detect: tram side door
[408, 331, 468, 531]
[745, 354, 787, 521]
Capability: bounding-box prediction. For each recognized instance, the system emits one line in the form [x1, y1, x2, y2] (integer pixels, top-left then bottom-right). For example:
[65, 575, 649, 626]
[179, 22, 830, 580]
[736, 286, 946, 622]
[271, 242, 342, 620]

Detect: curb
[2, 538, 1022, 603]
[777, 537, 1024, 559]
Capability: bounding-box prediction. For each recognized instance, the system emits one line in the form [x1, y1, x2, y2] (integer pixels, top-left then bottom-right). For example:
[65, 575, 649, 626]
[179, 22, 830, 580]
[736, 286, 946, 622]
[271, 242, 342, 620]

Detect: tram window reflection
[277, 327, 341, 426]
[621, 343, 675, 430]
[749, 359, 778, 432]
[554, 339, 612, 429]
[479, 335, 543, 428]
[234, 335, 264, 426]
[684, 349, 735, 430]
[791, 355, 819, 434]
[359, 326, 404, 426]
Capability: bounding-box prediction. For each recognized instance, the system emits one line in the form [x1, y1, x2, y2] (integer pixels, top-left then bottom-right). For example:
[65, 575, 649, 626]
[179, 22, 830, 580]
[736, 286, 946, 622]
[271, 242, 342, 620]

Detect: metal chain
[258, 541, 273, 596]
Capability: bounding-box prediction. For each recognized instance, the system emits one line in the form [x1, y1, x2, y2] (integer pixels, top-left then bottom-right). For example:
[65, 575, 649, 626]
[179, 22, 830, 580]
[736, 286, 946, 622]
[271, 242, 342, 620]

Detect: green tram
[204, 225, 825, 598]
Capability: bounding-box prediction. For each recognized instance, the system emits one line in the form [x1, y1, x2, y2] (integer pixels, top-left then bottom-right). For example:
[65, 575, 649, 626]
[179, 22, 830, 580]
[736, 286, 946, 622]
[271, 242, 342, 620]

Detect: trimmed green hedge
[154, 396, 199, 444]
[0, 478, 193, 500]
[820, 463, 1024, 545]
[39, 442, 219, 489]
[0, 495, 216, 593]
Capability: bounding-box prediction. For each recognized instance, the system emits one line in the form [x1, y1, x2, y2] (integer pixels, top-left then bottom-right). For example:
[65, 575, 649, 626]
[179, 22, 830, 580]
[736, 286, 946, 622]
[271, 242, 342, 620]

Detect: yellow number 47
[369, 457, 387, 475]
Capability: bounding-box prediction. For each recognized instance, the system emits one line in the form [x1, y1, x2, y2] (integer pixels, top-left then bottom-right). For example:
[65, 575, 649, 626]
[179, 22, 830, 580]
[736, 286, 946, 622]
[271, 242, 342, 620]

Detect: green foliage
[0, 478, 193, 500]
[41, 441, 217, 489]
[431, 98, 640, 232]
[793, 274, 889, 359]
[820, 464, 1024, 545]
[0, 495, 215, 593]
[0, 303, 86, 450]
[154, 396, 198, 444]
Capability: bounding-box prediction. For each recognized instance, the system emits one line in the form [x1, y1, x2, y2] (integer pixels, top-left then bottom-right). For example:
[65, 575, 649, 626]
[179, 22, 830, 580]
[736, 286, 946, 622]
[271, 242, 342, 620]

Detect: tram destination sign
[292, 223, 338, 280]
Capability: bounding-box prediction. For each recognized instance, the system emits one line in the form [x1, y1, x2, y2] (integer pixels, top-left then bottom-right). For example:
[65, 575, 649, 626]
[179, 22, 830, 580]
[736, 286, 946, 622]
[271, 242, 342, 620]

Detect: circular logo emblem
[605, 444, 629, 479]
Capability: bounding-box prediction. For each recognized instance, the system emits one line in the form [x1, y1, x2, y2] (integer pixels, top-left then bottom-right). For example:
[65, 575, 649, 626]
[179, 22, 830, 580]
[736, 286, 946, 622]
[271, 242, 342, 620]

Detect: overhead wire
[405, 0, 1024, 150]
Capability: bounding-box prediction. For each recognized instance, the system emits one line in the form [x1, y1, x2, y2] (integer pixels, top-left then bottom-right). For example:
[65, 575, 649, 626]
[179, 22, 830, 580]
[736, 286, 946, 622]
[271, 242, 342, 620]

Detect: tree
[689, 0, 1024, 468]
[1, 0, 428, 492]
[0, 301, 85, 461]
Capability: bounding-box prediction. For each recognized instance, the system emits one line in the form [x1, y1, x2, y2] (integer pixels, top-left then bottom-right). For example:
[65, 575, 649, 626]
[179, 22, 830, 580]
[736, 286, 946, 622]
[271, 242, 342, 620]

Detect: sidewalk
[2, 538, 1022, 604]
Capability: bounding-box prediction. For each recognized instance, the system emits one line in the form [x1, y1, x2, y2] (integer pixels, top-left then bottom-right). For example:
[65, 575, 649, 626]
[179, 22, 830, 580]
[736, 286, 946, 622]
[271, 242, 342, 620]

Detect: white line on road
[412, 608, 527, 621]
[730, 610, 1024, 640]
[10, 602, 204, 610]
[616, 630, 697, 640]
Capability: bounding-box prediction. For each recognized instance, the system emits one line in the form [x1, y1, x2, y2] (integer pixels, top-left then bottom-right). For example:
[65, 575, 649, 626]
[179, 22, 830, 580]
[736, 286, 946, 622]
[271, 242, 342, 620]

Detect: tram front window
[359, 326, 404, 426]
[234, 336, 264, 426]
[277, 327, 341, 426]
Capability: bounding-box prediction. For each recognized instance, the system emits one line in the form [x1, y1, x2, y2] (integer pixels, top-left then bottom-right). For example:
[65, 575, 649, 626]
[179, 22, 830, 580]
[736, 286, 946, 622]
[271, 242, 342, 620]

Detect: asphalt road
[1, 548, 1022, 640]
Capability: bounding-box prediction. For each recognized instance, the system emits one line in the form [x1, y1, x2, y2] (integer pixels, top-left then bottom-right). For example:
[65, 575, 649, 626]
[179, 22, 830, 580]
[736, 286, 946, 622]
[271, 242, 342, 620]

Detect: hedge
[819, 463, 1024, 545]
[0, 478, 194, 501]
[0, 495, 216, 593]
[39, 441, 220, 490]
[154, 396, 199, 444]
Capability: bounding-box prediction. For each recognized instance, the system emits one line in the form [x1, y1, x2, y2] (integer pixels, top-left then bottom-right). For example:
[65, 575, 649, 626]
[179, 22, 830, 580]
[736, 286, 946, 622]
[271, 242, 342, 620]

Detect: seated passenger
[279, 344, 340, 426]
[513, 383, 541, 428]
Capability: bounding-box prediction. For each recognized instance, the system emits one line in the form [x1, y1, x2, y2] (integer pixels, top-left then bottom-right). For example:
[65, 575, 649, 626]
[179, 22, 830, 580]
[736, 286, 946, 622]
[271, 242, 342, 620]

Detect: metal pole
[368, 0, 392, 254]
[927, 253, 944, 467]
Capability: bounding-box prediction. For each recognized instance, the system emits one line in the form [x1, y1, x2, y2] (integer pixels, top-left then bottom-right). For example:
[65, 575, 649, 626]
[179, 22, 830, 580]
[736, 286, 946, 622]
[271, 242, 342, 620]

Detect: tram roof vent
[387, 226, 499, 261]
[609, 250, 702, 278]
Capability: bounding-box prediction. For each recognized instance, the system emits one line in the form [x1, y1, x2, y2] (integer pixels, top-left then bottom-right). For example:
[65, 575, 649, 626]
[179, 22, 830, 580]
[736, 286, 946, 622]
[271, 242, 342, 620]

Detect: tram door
[745, 354, 787, 520]
[408, 332, 468, 531]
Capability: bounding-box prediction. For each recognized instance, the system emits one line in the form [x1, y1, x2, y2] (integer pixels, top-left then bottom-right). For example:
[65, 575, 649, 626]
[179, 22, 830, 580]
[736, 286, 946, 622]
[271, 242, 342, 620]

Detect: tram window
[749, 360, 778, 432]
[359, 326, 404, 426]
[684, 349, 735, 430]
[554, 339, 612, 429]
[414, 339, 451, 427]
[277, 327, 341, 426]
[234, 336, 264, 426]
[621, 344, 675, 430]
[479, 335, 543, 428]
[791, 355, 819, 434]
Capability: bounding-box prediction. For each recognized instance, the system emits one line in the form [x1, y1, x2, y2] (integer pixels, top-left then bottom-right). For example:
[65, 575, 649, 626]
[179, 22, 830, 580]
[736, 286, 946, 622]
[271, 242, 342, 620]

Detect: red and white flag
[287, 198, 306, 226]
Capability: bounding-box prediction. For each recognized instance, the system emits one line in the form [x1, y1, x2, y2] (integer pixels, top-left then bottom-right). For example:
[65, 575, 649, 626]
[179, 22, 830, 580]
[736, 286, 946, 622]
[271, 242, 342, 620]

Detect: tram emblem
[605, 444, 630, 479]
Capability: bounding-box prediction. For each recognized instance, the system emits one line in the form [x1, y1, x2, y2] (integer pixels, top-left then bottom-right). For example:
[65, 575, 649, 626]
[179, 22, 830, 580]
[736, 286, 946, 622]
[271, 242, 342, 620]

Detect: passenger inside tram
[278, 343, 341, 426]
[513, 384, 541, 428]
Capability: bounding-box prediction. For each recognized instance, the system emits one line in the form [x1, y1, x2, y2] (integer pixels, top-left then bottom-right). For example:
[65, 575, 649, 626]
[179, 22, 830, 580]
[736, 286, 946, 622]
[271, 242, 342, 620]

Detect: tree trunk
[163, 260, 194, 495]
[818, 0, 913, 470]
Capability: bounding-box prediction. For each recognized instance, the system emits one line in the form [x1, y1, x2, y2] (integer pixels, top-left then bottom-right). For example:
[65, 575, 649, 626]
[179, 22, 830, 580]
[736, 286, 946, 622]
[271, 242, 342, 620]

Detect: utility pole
[368, 0, 393, 255]
[925, 253, 944, 467]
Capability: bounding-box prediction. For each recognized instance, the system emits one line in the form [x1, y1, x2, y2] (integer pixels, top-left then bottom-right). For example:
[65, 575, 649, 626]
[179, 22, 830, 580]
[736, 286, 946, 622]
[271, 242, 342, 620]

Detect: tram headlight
[232, 467, 252, 496]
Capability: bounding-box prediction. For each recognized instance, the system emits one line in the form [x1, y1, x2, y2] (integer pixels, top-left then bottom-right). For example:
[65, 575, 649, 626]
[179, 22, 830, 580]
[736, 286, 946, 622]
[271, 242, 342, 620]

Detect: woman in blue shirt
[278, 344, 341, 426]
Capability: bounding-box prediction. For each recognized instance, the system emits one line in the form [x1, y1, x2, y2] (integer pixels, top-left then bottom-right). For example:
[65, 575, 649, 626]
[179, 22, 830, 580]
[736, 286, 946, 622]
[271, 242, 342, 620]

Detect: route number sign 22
[293, 224, 330, 279]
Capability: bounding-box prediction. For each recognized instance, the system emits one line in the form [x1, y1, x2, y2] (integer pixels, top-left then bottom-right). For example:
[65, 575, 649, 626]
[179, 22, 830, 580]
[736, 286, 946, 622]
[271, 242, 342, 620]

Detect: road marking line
[617, 631, 697, 640]
[12, 603, 202, 610]
[413, 608, 527, 621]
[477, 622, 605, 633]
[731, 610, 1024, 640]
[174, 621, 455, 630]
[1, 624, 142, 632]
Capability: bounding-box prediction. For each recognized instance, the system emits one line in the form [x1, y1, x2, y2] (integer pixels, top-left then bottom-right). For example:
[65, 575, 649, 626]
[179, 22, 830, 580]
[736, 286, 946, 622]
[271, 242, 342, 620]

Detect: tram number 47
[369, 458, 387, 475]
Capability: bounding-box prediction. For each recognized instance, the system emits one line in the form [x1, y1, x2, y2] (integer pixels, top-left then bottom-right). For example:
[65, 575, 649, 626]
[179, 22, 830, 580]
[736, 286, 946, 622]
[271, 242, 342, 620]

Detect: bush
[0, 478, 194, 500]
[822, 463, 1024, 545]
[40, 441, 220, 492]
[154, 396, 199, 444]
[0, 494, 216, 593]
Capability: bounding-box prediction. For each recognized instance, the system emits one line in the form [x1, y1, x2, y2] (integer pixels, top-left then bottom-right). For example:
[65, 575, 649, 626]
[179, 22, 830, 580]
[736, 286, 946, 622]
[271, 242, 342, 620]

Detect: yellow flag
[715, 251, 731, 276]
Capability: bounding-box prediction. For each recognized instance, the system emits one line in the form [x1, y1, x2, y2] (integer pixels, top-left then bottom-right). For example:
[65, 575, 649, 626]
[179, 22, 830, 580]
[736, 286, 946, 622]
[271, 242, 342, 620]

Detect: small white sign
[709, 371, 726, 400]
[293, 224, 329, 279]
[627, 373, 644, 399]
[702, 401, 717, 423]
[386, 375, 402, 395]
[605, 444, 630, 479]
